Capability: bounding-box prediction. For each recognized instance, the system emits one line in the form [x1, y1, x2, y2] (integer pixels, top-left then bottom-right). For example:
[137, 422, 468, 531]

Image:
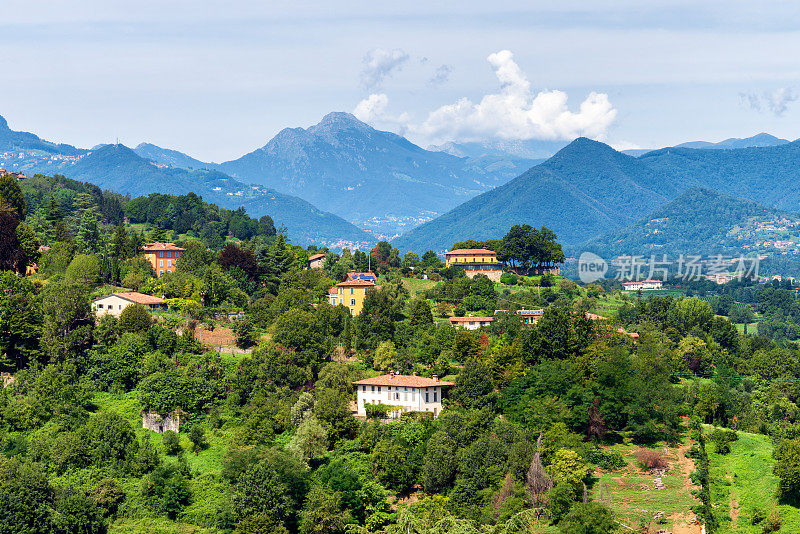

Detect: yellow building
[143, 242, 186, 276]
[328, 279, 378, 315]
[445, 248, 498, 267]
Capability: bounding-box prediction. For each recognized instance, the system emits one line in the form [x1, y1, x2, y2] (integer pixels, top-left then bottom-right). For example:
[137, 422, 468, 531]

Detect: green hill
[393, 137, 668, 252]
[582, 187, 800, 257]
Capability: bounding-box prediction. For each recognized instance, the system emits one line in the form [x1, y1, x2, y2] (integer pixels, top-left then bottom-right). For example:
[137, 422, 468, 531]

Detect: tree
[558, 502, 616, 534]
[421, 251, 441, 269]
[75, 210, 101, 253]
[0, 271, 42, 370]
[288, 417, 328, 463]
[220, 243, 260, 280]
[526, 435, 552, 505]
[374, 340, 397, 372]
[402, 252, 420, 270]
[41, 283, 94, 363]
[0, 460, 55, 533]
[53, 487, 105, 534]
[0, 174, 26, 218]
[0, 205, 23, 272]
[300, 486, 351, 534]
[774, 438, 800, 503]
[450, 356, 494, 409]
[64, 254, 101, 285]
[15, 223, 40, 268]
[409, 299, 433, 326]
[550, 449, 588, 495]
[423, 431, 457, 492]
[233, 317, 258, 349]
[162, 430, 181, 455]
[118, 304, 153, 334]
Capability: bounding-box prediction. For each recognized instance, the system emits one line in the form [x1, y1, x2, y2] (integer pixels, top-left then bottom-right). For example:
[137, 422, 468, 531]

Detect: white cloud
[741, 87, 796, 116]
[428, 64, 452, 86]
[354, 50, 617, 145]
[360, 48, 409, 90]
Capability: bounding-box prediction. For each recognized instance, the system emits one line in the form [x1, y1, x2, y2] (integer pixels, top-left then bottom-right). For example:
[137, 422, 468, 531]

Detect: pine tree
[75, 211, 101, 253]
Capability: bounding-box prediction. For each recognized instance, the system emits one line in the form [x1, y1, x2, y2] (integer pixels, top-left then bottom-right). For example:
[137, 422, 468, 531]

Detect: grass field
[707, 428, 800, 533]
[592, 440, 700, 533]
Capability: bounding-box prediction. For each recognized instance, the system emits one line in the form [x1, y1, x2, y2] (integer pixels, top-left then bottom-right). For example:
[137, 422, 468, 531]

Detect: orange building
[143, 242, 186, 276]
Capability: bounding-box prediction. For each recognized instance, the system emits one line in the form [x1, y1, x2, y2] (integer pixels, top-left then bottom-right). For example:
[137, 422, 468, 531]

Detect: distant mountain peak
[0, 115, 7, 131]
[310, 111, 371, 134]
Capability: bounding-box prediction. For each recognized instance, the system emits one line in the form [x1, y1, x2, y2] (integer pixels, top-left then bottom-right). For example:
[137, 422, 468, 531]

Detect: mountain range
[134, 112, 533, 236]
[393, 137, 800, 256]
[0, 117, 372, 246]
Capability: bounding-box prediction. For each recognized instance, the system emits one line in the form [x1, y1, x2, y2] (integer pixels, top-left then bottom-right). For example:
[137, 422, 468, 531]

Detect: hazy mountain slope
[6, 143, 372, 246]
[639, 140, 800, 213]
[134, 143, 213, 170]
[583, 187, 800, 257]
[218, 112, 530, 235]
[675, 133, 790, 150]
[393, 138, 669, 252]
[0, 114, 84, 157]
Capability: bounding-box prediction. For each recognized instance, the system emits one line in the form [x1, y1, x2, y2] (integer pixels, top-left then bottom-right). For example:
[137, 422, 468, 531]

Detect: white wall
[356, 384, 444, 417]
[92, 295, 133, 317]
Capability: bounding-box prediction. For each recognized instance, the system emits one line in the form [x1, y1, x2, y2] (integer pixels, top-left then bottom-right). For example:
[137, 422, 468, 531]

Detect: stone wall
[465, 269, 502, 283]
[142, 412, 181, 433]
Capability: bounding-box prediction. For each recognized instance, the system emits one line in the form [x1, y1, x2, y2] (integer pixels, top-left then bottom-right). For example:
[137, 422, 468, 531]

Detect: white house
[92, 292, 165, 317]
[449, 316, 494, 330]
[621, 279, 664, 291]
[353, 373, 454, 417]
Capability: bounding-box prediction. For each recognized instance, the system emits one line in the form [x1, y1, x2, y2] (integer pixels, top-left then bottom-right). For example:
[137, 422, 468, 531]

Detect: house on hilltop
[353, 373, 454, 418]
[92, 292, 165, 317]
[445, 248, 503, 282]
[143, 242, 186, 276]
[307, 253, 326, 269]
[328, 272, 380, 315]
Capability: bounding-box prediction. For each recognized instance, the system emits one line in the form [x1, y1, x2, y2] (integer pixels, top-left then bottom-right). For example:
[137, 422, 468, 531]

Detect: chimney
[433, 375, 439, 382]
[388, 374, 393, 380]
[412, 371, 417, 376]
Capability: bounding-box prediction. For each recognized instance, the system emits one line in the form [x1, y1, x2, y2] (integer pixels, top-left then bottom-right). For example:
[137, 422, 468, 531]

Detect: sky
[2, 0, 800, 161]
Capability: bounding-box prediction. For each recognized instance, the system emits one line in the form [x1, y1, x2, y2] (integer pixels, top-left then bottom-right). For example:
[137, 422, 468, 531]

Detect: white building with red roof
[449, 316, 494, 330]
[353, 373, 454, 417]
[621, 279, 663, 291]
[92, 292, 165, 317]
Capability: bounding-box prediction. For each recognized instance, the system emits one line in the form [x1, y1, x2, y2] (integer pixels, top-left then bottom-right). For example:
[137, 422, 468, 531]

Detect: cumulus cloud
[353, 93, 411, 134]
[354, 50, 617, 145]
[741, 87, 797, 116]
[360, 48, 409, 90]
[428, 64, 452, 86]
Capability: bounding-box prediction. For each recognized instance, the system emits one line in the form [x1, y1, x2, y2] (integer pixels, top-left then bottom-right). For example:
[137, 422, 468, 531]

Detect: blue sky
[1, 1, 799, 161]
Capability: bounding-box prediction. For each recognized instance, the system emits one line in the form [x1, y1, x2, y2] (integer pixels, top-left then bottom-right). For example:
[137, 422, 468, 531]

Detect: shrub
[189, 426, 207, 452]
[634, 448, 667, 470]
[118, 304, 152, 334]
[586, 448, 626, 471]
[709, 428, 738, 455]
[500, 272, 518, 285]
[762, 508, 781, 533]
[162, 430, 181, 455]
[750, 507, 766, 525]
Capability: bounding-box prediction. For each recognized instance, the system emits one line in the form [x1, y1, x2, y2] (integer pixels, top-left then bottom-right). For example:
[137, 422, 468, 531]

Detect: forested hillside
[2, 171, 800, 533]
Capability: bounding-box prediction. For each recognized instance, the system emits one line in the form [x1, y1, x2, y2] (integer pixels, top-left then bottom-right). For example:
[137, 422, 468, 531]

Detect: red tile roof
[449, 316, 494, 323]
[337, 279, 377, 287]
[308, 253, 326, 261]
[95, 292, 164, 305]
[353, 374, 454, 387]
[328, 287, 338, 295]
[445, 248, 497, 255]
[143, 242, 186, 252]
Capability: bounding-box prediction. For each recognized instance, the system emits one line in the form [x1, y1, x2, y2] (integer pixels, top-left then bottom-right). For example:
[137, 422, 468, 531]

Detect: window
[350, 288, 354, 295]
[350, 299, 355, 306]
[160, 260, 164, 267]
[425, 392, 429, 402]
[433, 392, 438, 402]
[159, 251, 163, 258]
[362, 386, 366, 392]
[97, 303, 103, 309]
[377, 386, 381, 392]
[371, 386, 375, 392]
[167, 260, 171, 267]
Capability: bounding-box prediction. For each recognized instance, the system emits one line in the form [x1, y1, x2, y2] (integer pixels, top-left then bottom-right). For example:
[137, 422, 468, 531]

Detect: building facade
[445, 248, 503, 282]
[621, 279, 663, 291]
[143, 242, 186, 276]
[92, 292, 165, 317]
[307, 253, 326, 269]
[353, 374, 454, 417]
[449, 316, 494, 330]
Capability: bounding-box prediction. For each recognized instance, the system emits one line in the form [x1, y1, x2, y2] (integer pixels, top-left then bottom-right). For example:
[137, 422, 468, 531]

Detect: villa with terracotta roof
[307, 253, 326, 269]
[92, 292, 165, 317]
[328, 272, 380, 315]
[353, 373, 454, 417]
[621, 279, 663, 291]
[445, 248, 503, 282]
[449, 316, 494, 330]
[143, 242, 186, 276]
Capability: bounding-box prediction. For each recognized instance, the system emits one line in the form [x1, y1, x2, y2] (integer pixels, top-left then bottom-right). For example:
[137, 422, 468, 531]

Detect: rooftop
[449, 316, 494, 322]
[445, 248, 497, 255]
[95, 292, 164, 305]
[337, 279, 377, 287]
[345, 271, 377, 281]
[308, 253, 326, 261]
[143, 242, 186, 252]
[353, 374, 454, 388]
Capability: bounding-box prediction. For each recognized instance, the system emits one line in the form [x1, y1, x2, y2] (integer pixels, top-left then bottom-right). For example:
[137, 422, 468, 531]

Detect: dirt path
[728, 473, 740, 524]
[670, 440, 703, 534]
